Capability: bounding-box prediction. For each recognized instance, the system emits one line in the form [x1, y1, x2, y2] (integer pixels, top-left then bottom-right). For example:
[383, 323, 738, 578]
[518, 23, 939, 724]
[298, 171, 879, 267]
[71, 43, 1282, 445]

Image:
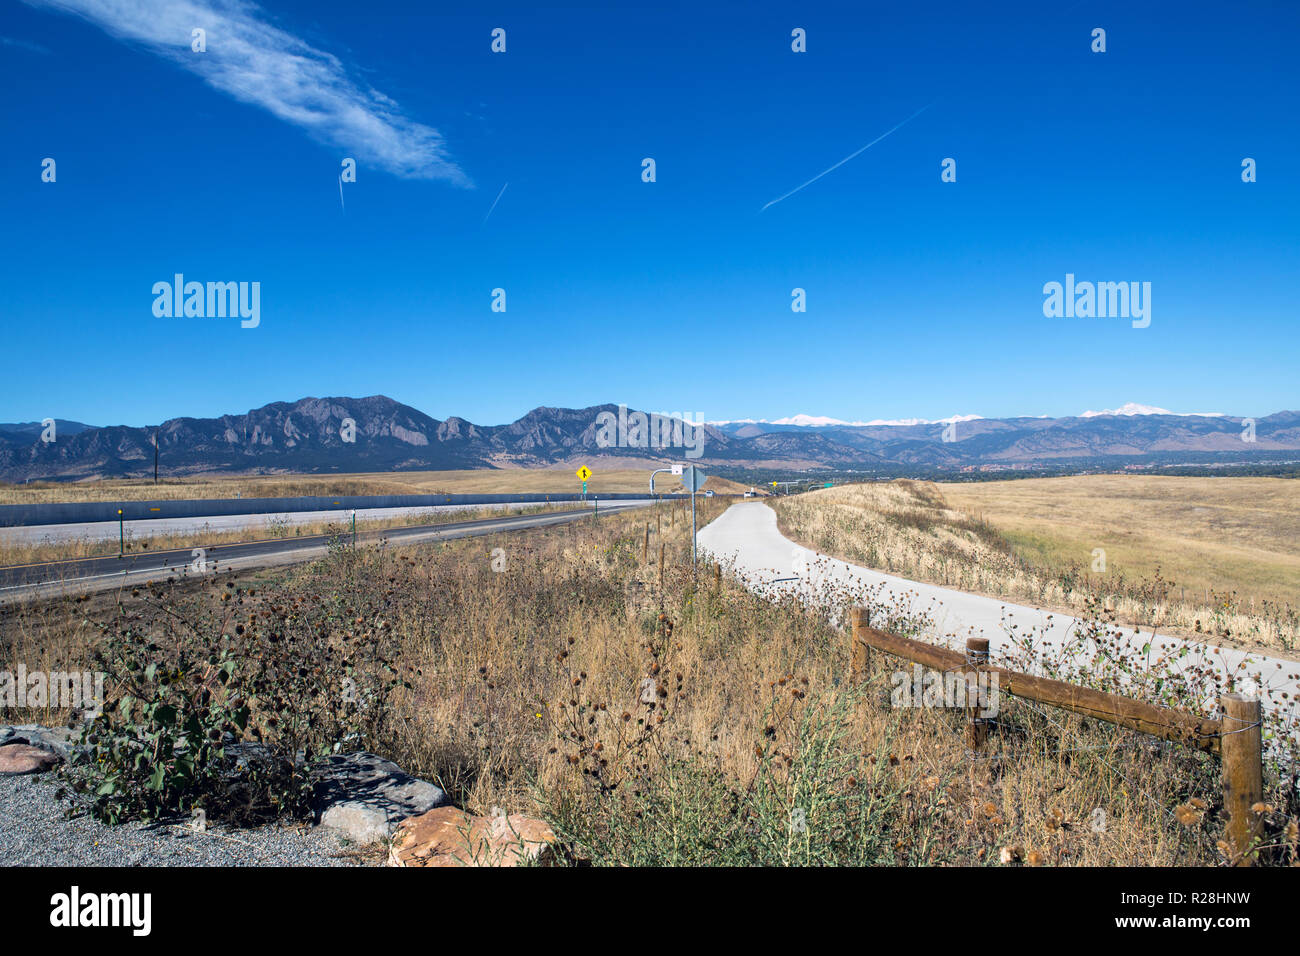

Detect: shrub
[64, 572, 405, 826]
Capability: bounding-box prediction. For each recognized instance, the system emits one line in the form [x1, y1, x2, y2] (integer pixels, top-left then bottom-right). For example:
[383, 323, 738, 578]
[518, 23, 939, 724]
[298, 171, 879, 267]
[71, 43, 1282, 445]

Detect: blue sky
[1, 0, 1296, 428]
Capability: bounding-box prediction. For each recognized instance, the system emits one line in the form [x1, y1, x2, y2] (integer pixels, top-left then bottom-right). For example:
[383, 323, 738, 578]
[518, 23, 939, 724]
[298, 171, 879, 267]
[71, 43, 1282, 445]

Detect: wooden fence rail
[849, 608, 1265, 865]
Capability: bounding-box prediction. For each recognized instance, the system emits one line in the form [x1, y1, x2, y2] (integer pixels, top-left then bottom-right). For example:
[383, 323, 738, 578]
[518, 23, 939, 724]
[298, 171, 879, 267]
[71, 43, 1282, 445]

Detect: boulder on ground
[0, 743, 62, 775]
[0, 724, 79, 759]
[312, 752, 447, 844]
[388, 806, 556, 867]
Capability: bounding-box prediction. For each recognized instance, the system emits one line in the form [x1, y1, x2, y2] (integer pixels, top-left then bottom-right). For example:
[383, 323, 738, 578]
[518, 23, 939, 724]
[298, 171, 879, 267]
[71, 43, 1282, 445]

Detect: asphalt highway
[0, 499, 638, 545]
[0, 500, 648, 601]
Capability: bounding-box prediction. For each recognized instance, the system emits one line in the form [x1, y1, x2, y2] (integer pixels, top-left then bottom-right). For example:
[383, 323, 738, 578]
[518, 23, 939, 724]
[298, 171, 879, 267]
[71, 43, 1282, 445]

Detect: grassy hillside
[771, 477, 1300, 653]
[939, 475, 1300, 610]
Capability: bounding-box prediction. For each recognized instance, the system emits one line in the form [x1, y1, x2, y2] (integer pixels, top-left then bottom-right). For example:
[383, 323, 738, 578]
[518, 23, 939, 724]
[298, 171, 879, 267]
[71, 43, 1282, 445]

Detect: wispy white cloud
[1, 35, 52, 54]
[23, 0, 469, 184]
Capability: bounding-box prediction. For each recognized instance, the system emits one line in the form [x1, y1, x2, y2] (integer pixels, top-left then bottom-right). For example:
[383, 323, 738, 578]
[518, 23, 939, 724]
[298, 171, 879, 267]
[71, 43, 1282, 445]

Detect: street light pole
[649, 468, 673, 497]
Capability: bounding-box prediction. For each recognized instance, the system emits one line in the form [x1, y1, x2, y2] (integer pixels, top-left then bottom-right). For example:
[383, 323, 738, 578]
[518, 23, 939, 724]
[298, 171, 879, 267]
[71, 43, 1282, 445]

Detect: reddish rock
[0, 744, 61, 775]
[389, 806, 556, 867]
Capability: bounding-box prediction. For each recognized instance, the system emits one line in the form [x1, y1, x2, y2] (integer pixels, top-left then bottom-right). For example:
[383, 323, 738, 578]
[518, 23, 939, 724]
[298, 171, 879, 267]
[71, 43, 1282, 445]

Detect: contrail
[760, 102, 935, 212]
[482, 182, 509, 225]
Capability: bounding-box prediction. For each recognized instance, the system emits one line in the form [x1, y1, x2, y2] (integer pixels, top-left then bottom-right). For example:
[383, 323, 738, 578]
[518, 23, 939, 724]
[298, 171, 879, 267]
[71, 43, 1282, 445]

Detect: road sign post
[576, 465, 592, 500]
[683, 465, 708, 567]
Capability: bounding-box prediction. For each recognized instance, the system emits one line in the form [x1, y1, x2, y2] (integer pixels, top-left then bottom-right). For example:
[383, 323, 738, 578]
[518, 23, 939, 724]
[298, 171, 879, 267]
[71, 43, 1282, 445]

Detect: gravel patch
[0, 771, 369, 866]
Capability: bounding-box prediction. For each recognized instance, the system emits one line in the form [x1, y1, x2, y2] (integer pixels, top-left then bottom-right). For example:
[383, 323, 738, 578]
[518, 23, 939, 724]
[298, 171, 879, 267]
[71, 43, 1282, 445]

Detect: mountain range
[1, 396, 1297, 483]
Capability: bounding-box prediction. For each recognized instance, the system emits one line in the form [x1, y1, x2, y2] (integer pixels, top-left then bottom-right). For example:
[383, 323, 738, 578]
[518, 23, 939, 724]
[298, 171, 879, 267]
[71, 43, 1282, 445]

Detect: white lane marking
[0, 502, 643, 593]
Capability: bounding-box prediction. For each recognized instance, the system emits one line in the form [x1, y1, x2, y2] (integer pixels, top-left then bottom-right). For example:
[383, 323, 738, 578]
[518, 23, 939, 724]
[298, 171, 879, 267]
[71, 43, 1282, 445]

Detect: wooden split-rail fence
[850, 608, 1266, 866]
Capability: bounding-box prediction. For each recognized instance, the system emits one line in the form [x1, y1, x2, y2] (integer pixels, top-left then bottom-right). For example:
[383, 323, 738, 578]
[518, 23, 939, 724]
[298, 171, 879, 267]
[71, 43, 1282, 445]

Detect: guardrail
[850, 608, 1266, 866]
[0, 492, 691, 528]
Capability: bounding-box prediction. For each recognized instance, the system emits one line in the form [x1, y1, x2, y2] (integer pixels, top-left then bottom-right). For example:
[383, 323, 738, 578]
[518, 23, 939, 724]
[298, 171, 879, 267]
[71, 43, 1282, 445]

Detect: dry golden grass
[772, 478, 1300, 653]
[7, 497, 1295, 865]
[0, 469, 746, 505]
[939, 475, 1300, 609]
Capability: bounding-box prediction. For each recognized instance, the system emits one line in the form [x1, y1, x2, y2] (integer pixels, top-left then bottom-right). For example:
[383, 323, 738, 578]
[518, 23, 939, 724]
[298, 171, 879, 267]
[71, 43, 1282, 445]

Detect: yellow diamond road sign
[576, 466, 592, 481]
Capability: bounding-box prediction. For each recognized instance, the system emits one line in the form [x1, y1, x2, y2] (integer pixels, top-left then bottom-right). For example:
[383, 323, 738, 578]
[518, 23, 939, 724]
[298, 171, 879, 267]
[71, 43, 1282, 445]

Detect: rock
[320, 803, 392, 845]
[223, 741, 302, 776]
[388, 806, 556, 867]
[312, 752, 447, 844]
[0, 724, 80, 759]
[0, 743, 62, 775]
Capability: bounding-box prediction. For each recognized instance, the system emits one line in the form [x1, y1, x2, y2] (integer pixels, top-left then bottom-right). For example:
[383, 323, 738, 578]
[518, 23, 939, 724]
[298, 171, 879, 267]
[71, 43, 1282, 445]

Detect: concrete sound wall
[0, 492, 688, 528]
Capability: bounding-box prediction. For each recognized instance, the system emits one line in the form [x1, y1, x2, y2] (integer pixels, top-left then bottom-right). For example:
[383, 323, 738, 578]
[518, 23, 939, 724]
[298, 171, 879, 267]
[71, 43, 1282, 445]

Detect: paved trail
[698, 502, 1300, 725]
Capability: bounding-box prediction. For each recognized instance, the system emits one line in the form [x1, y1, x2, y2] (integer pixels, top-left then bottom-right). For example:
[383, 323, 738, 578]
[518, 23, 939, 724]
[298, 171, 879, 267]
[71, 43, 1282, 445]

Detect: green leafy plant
[65, 571, 406, 826]
[68, 640, 289, 825]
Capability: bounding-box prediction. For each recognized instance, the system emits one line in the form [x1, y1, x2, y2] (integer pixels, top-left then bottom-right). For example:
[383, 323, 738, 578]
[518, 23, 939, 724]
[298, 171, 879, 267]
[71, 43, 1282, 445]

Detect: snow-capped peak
[707, 413, 985, 427]
[769, 414, 854, 426]
[1080, 403, 1224, 418]
[707, 414, 867, 426]
[1080, 402, 1173, 417]
[712, 405, 1234, 426]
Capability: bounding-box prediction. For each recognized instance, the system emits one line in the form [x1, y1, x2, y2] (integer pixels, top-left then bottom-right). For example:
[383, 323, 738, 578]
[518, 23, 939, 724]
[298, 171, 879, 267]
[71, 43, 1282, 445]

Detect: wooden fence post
[658, 542, 665, 597]
[643, 523, 649, 563]
[966, 638, 990, 750]
[1221, 692, 1263, 866]
[713, 562, 721, 592]
[850, 608, 870, 683]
